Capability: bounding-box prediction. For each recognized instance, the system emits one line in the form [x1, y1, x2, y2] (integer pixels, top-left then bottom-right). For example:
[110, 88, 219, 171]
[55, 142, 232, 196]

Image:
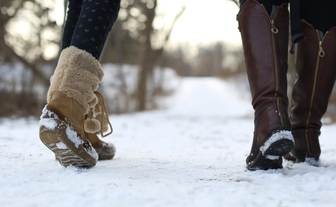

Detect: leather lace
[86, 91, 113, 137]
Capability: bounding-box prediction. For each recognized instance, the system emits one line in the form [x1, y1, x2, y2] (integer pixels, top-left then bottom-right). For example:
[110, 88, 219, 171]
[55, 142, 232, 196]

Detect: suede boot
[40, 46, 105, 167]
[54, 91, 116, 162]
[237, 0, 294, 170]
[284, 21, 336, 163]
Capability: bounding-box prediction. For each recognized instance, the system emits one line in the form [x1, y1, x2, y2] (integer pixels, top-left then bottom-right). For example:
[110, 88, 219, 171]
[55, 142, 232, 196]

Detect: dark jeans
[240, 0, 336, 34]
[62, 0, 121, 60]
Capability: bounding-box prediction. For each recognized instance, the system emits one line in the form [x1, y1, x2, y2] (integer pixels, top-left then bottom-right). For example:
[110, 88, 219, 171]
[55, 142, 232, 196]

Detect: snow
[39, 118, 57, 130]
[40, 105, 59, 120]
[39, 106, 58, 130]
[39, 106, 98, 160]
[55, 142, 68, 149]
[65, 125, 84, 148]
[65, 124, 98, 160]
[260, 130, 294, 155]
[101, 64, 181, 112]
[1, 77, 336, 207]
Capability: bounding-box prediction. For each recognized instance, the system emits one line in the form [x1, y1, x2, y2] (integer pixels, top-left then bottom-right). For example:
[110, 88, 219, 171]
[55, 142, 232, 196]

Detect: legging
[240, 0, 336, 34]
[62, 0, 121, 60]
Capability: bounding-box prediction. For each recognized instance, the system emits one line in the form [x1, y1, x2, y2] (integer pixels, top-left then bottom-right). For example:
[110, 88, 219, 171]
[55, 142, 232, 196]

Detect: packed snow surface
[1, 77, 336, 207]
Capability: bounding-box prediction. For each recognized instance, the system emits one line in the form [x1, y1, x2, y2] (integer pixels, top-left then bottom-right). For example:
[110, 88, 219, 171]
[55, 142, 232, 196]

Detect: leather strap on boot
[84, 91, 113, 137]
[84, 91, 116, 160]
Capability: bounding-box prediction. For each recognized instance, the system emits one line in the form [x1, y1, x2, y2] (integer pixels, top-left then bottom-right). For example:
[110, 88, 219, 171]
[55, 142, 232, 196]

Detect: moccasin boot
[237, 0, 294, 170]
[284, 21, 336, 164]
[40, 46, 104, 167]
[53, 91, 116, 162]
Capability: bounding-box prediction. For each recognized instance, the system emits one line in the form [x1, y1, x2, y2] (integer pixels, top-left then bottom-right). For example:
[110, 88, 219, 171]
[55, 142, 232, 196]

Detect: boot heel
[262, 138, 294, 156]
[247, 131, 294, 170]
[260, 130, 294, 156]
[247, 151, 283, 171]
[40, 119, 98, 167]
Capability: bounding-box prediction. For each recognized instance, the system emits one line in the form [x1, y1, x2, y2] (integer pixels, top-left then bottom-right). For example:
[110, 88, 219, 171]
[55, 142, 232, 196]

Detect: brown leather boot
[284, 21, 336, 164]
[40, 46, 105, 167]
[237, 0, 294, 170]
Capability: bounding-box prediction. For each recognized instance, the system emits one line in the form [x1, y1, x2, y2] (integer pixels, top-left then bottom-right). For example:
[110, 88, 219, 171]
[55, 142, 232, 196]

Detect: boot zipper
[270, 20, 279, 34]
[269, 5, 279, 34]
[261, 5, 284, 127]
[305, 30, 328, 155]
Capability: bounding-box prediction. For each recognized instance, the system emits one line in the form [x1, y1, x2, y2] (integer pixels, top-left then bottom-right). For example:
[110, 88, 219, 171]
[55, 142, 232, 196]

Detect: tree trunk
[136, 0, 157, 111]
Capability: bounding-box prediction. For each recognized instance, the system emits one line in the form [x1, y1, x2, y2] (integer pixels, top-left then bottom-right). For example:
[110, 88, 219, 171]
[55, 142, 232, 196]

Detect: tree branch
[0, 41, 50, 86]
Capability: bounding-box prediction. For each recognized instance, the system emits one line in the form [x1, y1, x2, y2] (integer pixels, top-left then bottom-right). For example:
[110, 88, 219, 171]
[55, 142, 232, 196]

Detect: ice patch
[56, 142, 68, 149]
[260, 130, 294, 155]
[39, 118, 57, 130]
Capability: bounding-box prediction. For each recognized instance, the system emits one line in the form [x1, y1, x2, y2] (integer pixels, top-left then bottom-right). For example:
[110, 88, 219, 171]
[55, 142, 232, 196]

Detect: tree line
[0, 0, 250, 117]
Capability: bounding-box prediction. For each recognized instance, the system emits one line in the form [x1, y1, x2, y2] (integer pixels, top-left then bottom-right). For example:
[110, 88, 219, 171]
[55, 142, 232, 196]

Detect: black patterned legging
[62, 0, 121, 60]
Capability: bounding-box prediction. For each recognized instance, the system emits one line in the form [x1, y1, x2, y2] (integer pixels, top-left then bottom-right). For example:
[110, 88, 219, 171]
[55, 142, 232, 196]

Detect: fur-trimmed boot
[40, 46, 106, 167]
[54, 91, 116, 162]
[237, 0, 294, 170]
[284, 21, 336, 164]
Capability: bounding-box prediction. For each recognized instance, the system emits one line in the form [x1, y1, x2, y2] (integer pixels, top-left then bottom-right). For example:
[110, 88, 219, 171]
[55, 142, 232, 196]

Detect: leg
[40, 47, 104, 167]
[69, 0, 120, 160]
[284, 2, 336, 163]
[39, 0, 121, 167]
[237, 0, 294, 170]
[240, 0, 287, 15]
[62, 0, 83, 50]
[70, 0, 120, 60]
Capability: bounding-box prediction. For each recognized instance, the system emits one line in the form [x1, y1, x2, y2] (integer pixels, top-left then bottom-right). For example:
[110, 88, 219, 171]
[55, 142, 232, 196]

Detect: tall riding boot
[284, 21, 336, 163]
[237, 0, 294, 170]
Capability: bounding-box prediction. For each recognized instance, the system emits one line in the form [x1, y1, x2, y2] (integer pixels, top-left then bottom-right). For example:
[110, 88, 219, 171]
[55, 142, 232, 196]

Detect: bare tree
[0, 0, 63, 85]
[100, 0, 185, 111]
[0, 0, 63, 117]
[136, 0, 186, 111]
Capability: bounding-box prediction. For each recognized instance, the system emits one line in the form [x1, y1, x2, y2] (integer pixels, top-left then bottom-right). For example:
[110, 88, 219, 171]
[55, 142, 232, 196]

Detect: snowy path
[1, 77, 336, 207]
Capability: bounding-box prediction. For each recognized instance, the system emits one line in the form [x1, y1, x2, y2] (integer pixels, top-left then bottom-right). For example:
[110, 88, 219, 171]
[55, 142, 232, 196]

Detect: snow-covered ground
[1, 77, 336, 207]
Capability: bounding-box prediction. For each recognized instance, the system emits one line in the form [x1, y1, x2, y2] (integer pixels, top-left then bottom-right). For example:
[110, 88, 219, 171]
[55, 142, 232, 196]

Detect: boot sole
[55, 151, 115, 161]
[40, 119, 97, 167]
[262, 138, 294, 156]
[98, 154, 115, 160]
[247, 138, 294, 171]
[247, 151, 282, 171]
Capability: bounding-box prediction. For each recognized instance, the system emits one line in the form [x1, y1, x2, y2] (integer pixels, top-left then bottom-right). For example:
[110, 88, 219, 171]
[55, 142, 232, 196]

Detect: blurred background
[1, 0, 336, 122]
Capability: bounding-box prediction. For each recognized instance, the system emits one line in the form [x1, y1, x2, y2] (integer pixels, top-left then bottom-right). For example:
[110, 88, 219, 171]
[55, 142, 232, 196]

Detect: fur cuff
[47, 46, 104, 113]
